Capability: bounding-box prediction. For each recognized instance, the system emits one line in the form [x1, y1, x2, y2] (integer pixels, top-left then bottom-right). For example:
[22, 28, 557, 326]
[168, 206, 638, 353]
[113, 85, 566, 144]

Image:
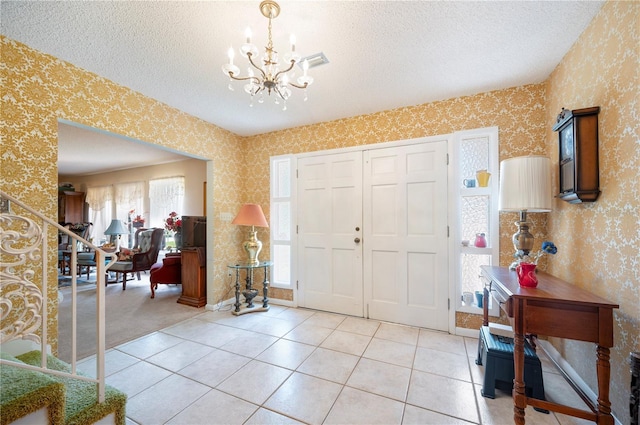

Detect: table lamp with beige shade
[232, 203, 269, 265]
[498, 156, 552, 269]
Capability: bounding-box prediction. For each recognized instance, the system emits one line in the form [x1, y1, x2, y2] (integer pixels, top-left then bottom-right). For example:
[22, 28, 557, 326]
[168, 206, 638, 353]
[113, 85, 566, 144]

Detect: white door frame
[291, 134, 455, 332]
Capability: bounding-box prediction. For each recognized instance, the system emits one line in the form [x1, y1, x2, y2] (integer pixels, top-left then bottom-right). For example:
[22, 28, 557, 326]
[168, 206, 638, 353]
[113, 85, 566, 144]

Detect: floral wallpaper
[0, 0, 636, 421]
[544, 1, 639, 422]
[0, 36, 246, 353]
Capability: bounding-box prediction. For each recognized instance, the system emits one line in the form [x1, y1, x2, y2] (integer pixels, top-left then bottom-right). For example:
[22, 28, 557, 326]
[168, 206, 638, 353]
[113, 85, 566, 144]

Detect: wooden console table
[480, 265, 619, 424]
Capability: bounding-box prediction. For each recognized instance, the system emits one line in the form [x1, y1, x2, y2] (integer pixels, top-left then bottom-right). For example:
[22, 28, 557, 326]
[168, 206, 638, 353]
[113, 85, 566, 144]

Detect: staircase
[0, 191, 126, 424]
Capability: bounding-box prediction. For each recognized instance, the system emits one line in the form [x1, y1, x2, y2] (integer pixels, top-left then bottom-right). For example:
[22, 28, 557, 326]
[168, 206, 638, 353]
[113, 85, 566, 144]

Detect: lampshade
[104, 219, 128, 235]
[231, 204, 269, 228]
[499, 156, 552, 212]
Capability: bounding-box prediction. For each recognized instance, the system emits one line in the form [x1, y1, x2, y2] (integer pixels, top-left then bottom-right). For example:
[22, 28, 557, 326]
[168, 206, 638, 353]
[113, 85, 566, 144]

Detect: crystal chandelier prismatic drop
[221, 0, 313, 109]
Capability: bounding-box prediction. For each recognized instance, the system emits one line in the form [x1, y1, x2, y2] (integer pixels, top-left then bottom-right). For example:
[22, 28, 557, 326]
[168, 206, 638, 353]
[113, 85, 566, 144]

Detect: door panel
[364, 141, 448, 330]
[297, 152, 363, 316]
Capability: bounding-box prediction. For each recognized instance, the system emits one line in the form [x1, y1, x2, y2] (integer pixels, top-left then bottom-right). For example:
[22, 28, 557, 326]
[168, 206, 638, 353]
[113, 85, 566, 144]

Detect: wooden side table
[178, 248, 206, 307]
[228, 261, 273, 315]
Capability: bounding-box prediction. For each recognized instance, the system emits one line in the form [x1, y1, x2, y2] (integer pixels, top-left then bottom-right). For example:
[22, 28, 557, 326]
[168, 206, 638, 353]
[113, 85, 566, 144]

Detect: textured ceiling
[2, 1, 605, 175]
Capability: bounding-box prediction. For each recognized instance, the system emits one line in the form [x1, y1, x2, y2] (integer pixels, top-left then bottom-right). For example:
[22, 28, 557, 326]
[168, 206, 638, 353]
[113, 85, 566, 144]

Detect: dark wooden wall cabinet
[58, 191, 86, 223]
[553, 106, 601, 204]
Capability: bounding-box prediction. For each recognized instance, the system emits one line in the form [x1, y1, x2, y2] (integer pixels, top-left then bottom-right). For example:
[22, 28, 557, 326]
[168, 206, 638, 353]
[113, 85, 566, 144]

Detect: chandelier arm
[272, 60, 296, 81]
[227, 72, 262, 85]
[287, 81, 309, 89]
[246, 53, 267, 79]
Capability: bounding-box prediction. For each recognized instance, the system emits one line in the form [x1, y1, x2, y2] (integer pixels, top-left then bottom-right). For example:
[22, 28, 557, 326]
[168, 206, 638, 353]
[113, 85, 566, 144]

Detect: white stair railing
[0, 190, 117, 402]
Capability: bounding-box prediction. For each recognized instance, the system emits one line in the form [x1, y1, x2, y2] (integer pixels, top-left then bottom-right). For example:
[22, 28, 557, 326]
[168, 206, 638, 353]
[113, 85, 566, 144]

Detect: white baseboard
[2, 340, 52, 357]
[455, 327, 480, 338]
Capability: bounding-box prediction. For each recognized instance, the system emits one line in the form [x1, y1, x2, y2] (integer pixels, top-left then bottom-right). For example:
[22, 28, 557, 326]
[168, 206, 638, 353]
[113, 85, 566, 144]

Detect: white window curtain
[115, 182, 144, 248]
[86, 185, 113, 245]
[149, 177, 185, 229]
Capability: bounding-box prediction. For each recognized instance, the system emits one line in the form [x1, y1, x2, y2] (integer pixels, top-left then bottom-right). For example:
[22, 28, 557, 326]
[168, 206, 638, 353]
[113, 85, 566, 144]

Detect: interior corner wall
[0, 36, 245, 353]
[543, 1, 639, 422]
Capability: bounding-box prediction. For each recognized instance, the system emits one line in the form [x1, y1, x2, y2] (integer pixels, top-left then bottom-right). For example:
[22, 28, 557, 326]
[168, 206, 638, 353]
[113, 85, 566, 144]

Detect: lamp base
[510, 211, 534, 270]
[242, 230, 262, 266]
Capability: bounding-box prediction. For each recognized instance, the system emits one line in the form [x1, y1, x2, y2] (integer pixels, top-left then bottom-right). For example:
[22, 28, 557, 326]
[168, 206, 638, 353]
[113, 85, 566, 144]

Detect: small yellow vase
[476, 170, 491, 187]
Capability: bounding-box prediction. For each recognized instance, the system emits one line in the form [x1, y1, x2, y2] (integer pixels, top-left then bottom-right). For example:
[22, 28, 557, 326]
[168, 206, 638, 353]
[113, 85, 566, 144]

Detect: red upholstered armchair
[150, 253, 182, 298]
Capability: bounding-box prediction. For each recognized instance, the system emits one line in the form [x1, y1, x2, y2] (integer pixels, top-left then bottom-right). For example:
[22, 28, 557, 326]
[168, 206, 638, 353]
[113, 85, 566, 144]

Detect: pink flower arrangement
[165, 212, 182, 232]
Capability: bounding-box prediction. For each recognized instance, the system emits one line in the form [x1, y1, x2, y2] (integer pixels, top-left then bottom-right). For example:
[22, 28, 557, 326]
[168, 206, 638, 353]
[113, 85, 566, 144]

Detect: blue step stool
[475, 325, 547, 410]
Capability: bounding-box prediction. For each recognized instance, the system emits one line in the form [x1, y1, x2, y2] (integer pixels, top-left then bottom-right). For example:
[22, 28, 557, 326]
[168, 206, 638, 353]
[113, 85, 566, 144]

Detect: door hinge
[446, 153, 449, 165]
[296, 225, 299, 234]
[447, 226, 450, 237]
[296, 169, 298, 178]
[448, 298, 450, 310]
[296, 280, 299, 289]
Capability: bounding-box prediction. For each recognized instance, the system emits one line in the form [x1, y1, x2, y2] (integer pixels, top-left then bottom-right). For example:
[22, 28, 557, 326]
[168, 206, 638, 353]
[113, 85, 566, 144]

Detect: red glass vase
[516, 262, 538, 287]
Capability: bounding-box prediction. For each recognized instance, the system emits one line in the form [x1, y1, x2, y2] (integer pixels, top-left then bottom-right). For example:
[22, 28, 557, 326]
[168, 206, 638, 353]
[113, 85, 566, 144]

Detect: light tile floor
[77, 305, 593, 425]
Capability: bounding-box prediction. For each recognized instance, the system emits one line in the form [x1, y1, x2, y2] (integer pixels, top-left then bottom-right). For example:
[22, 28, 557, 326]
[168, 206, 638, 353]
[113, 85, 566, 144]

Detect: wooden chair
[109, 228, 164, 290]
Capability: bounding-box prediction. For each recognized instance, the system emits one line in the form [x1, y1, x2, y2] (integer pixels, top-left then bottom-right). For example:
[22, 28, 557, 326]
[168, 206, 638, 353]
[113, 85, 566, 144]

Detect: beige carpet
[57, 273, 204, 362]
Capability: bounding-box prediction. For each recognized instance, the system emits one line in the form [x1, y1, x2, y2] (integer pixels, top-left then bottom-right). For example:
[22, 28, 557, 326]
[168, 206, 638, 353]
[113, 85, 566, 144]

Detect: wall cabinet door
[58, 191, 85, 224]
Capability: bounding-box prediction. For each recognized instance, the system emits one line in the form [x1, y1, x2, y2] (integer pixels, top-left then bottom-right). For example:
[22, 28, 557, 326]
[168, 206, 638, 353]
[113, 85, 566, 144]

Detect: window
[115, 181, 144, 249]
[86, 185, 113, 245]
[452, 127, 499, 315]
[270, 155, 295, 289]
[149, 177, 185, 229]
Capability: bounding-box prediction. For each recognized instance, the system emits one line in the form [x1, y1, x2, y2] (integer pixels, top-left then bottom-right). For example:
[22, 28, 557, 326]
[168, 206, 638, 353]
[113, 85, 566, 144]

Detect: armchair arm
[131, 251, 153, 269]
[162, 256, 181, 266]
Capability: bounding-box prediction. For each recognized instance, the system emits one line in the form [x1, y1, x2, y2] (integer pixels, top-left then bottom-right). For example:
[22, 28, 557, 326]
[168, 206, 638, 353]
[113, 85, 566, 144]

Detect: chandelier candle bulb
[245, 27, 252, 44]
[228, 47, 234, 65]
[290, 34, 296, 51]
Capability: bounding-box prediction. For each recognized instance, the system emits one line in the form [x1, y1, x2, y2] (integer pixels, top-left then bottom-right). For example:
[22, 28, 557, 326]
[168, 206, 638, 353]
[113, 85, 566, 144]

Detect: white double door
[297, 139, 449, 330]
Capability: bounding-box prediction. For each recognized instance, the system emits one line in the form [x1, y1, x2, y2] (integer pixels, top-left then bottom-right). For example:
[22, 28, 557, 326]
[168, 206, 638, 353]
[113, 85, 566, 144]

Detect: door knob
[354, 237, 361, 243]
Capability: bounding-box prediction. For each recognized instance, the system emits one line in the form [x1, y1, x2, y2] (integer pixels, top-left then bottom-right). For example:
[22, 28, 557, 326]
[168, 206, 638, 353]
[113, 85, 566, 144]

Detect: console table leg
[513, 331, 527, 425]
[596, 345, 614, 425]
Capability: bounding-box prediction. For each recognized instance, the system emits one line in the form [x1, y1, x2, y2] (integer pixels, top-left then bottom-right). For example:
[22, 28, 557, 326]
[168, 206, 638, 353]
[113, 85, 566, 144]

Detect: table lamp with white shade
[232, 203, 269, 265]
[498, 156, 553, 269]
[104, 219, 128, 251]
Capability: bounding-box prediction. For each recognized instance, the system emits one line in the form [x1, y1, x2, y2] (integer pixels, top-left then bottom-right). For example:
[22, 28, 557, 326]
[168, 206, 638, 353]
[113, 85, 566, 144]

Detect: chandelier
[221, 0, 313, 109]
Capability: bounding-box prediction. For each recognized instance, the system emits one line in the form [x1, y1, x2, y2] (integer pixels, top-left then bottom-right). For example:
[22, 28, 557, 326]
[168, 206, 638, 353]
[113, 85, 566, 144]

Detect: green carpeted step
[1, 352, 66, 425]
[15, 351, 127, 425]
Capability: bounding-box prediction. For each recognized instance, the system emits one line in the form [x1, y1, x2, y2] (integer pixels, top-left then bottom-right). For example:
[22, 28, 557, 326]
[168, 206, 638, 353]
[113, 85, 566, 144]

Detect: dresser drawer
[481, 269, 512, 317]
